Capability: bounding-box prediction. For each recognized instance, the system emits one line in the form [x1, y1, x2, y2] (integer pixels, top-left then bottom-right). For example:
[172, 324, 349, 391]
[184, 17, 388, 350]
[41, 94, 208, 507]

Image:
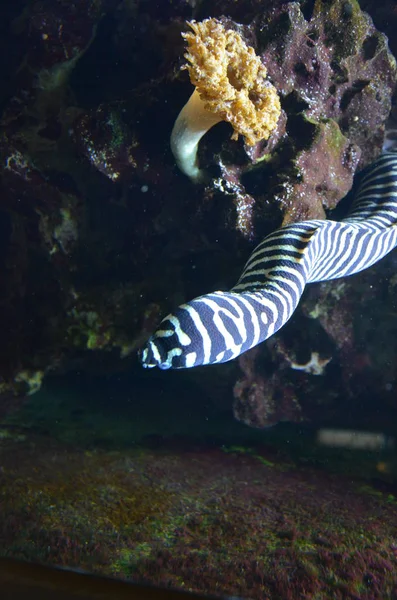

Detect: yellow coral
[183, 19, 281, 146]
[170, 19, 281, 182]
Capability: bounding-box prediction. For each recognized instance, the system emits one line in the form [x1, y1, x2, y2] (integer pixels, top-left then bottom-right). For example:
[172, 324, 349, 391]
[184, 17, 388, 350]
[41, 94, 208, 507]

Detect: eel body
[139, 153, 397, 370]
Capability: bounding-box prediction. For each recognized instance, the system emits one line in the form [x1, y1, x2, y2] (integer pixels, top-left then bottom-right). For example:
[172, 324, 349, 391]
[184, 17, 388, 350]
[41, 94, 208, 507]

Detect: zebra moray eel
[139, 152, 397, 370]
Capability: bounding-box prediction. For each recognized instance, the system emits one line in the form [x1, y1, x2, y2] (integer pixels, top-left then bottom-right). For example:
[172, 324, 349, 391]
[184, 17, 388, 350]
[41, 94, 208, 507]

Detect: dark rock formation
[0, 0, 396, 433]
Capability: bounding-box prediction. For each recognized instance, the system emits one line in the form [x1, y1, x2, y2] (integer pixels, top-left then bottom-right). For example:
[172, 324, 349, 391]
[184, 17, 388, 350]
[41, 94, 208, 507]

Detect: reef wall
[0, 0, 396, 430]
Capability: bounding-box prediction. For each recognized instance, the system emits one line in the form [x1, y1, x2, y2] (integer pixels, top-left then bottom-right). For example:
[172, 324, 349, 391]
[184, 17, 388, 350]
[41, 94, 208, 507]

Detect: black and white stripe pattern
[139, 153, 397, 370]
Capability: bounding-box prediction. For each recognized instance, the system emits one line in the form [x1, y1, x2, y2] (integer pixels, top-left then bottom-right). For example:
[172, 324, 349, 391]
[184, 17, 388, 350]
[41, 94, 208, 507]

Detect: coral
[277, 117, 361, 224]
[286, 352, 332, 376]
[171, 18, 281, 181]
[359, 0, 397, 59]
[13, 370, 45, 396]
[215, 0, 396, 231]
[71, 105, 138, 182]
[183, 19, 281, 146]
[384, 105, 397, 153]
[233, 347, 303, 428]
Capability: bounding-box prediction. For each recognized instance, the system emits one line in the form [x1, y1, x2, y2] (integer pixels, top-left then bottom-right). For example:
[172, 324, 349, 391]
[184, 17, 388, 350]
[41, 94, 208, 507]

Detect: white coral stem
[170, 88, 222, 183]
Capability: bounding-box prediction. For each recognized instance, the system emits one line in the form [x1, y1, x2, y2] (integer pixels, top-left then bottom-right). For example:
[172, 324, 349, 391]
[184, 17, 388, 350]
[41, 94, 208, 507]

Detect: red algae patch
[0, 433, 397, 599]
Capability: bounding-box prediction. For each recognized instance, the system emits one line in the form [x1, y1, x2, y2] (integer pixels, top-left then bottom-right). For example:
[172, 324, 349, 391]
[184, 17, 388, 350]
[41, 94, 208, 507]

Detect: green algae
[313, 0, 370, 59]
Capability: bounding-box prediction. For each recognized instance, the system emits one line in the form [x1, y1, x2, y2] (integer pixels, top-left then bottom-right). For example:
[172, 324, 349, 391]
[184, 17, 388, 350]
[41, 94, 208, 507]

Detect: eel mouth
[137, 345, 156, 369]
[138, 341, 172, 370]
